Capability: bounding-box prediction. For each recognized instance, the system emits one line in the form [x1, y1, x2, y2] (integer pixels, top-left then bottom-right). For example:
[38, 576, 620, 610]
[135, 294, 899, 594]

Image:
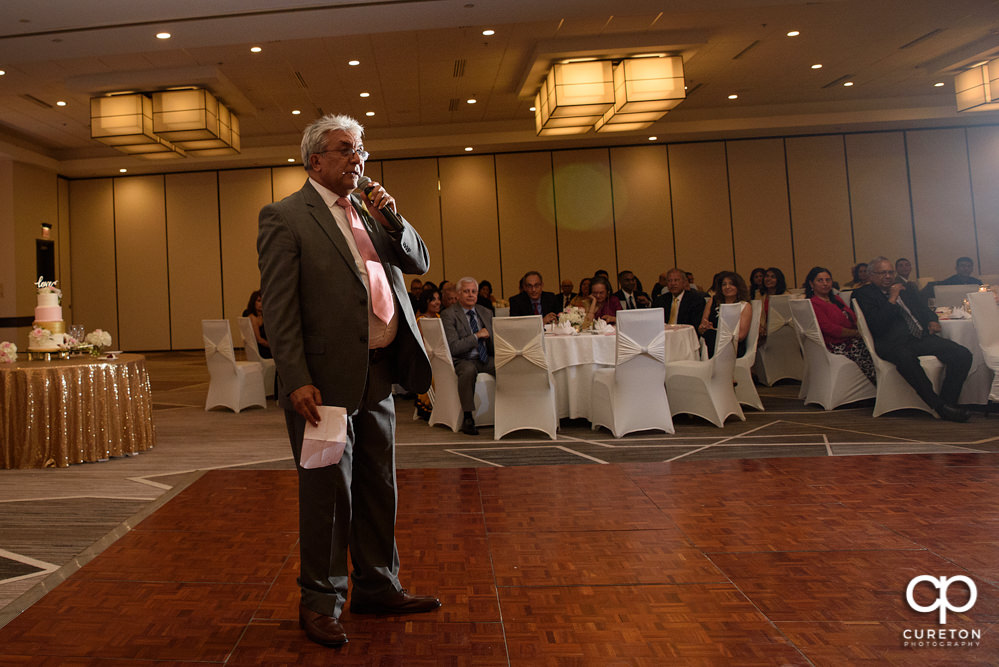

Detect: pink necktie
[336, 197, 394, 324]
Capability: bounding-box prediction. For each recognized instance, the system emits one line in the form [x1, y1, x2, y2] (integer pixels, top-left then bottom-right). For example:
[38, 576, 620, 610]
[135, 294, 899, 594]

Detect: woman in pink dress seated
[804, 266, 876, 385]
[583, 275, 621, 324]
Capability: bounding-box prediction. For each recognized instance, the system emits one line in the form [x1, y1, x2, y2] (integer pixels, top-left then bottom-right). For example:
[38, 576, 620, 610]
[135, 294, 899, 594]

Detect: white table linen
[939, 318, 991, 405]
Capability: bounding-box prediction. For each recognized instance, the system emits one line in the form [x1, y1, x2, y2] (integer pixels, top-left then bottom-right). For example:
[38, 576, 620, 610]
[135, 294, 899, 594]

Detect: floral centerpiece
[558, 306, 589, 332]
[85, 329, 113, 356]
[0, 341, 16, 363]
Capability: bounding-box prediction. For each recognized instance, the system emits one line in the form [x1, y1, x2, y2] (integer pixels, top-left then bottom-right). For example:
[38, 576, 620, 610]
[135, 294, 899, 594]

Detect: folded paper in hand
[301, 405, 348, 469]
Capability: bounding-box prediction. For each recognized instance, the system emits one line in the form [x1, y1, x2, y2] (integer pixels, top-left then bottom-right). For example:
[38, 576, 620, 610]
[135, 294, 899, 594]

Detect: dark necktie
[533, 300, 541, 315]
[628, 295, 635, 309]
[897, 297, 923, 338]
[467, 309, 488, 362]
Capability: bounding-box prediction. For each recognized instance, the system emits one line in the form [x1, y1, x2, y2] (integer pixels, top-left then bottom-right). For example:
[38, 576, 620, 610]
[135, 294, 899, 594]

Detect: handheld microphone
[357, 176, 404, 232]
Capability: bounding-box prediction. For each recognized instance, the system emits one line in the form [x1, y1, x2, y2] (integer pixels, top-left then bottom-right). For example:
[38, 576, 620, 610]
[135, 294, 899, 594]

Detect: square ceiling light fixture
[152, 88, 240, 154]
[955, 58, 999, 112]
[595, 56, 685, 132]
[534, 60, 615, 136]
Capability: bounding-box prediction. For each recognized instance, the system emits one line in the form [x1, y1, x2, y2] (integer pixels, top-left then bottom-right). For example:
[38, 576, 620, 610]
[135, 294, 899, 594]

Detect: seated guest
[569, 277, 592, 309]
[698, 271, 752, 358]
[651, 268, 706, 327]
[894, 257, 914, 284]
[935, 256, 983, 286]
[853, 256, 973, 422]
[477, 280, 496, 313]
[409, 278, 423, 309]
[593, 269, 610, 281]
[558, 278, 576, 310]
[583, 275, 621, 324]
[748, 267, 766, 300]
[649, 272, 670, 302]
[614, 270, 651, 309]
[804, 266, 876, 385]
[440, 281, 458, 310]
[686, 272, 702, 293]
[414, 288, 442, 420]
[509, 271, 560, 323]
[241, 289, 272, 359]
[843, 262, 868, 289]
[758, 267, 788, 340]
[441, 277, 494, 435]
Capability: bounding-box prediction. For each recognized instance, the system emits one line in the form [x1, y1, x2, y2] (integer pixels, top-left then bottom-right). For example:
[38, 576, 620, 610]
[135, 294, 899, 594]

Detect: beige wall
[59, 124, 997, 350]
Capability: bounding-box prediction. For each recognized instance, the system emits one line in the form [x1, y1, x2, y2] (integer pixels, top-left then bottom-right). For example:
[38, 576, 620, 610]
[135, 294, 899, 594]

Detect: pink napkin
[301, 406, 348, 469]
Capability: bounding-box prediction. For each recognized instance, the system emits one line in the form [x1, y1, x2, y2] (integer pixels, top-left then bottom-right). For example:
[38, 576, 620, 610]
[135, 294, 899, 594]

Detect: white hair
[300, 114, 364, 168]
[456, 276, 479, 291]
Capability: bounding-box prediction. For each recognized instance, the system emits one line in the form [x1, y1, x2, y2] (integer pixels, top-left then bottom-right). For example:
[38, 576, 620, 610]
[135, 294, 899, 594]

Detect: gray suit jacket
[441, 303, 493, 361]
[258, 179, 432, 412]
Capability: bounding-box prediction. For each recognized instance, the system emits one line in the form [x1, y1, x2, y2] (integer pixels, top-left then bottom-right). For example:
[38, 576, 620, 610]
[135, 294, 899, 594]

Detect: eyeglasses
[317, 146, 369, 161]
[870, 269, 895, 276]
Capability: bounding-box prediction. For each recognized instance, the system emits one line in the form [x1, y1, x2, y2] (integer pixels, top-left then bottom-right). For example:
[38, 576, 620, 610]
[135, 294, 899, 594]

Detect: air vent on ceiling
[20, 94, 53, 109]
[732, 40, 760, 60]
[295, 71, 309, 89]
[900, 29, 943, 50]
[448, 98, 461, 112]
[453, 59, 466, 78]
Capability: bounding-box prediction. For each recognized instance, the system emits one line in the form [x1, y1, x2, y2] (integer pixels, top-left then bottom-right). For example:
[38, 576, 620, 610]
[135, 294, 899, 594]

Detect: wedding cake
[29, 281, 66, 351]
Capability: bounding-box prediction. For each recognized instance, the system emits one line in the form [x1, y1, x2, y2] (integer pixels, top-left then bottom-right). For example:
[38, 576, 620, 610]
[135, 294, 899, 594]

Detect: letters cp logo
[906, 575, 977, 624]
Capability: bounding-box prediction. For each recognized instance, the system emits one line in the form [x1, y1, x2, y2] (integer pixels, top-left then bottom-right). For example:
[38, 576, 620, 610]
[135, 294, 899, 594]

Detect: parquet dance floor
[1, 454, 997, 665]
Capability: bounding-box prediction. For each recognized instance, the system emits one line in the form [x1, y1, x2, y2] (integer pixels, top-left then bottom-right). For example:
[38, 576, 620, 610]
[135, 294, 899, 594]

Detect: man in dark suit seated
[508, 271, 560, 323]
[558, 278, 576, 310]
[853, 256, 973, 423]
[613, 270, 650, 309]
[651, 268, 706, 328]
[441, 276, 494, 435]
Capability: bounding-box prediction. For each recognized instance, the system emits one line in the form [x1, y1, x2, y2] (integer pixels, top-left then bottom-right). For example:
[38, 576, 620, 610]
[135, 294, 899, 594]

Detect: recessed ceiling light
[464, 146, 474, 151]
[0, 70, 6, 76]
[728, 94, 738, 100]
[56, 100, 67, 106]
[348, 59, 360, 66]
[359, 92, 370, 98]
[287, 158, 295, 162]
[811, 63, 823, 69]
[843, 81, 854, 87]
[156, 32, 171, 40]
[529, 106, 536, 112]
[466, 98, 476, 104]
[291, 109, 301, 115]
[648, 136, 657, 141]
[787, 30, 800, 37]
[482, 29, 495, 36]
[250, 46, 262, 53]
[365, 111, 375, 116]
[934, 82, 945, 87]
[119, 168, 127, 173]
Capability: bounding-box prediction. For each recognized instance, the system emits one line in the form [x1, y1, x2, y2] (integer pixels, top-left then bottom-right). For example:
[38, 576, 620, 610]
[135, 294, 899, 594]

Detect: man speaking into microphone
[258, 113, 439, 648]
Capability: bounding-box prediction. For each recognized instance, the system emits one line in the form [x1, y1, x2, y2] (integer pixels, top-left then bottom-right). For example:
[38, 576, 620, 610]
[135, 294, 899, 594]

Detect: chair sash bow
[494, 333, 547, 370]
[616, 329, 666, 364]
[203, 335, 234, 360]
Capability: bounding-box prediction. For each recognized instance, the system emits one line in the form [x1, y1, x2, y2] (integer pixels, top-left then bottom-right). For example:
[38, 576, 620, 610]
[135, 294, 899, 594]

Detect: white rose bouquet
[0, 341, 16, 363]
[85, 329, 113, 355]
[558, 306, 587, 331]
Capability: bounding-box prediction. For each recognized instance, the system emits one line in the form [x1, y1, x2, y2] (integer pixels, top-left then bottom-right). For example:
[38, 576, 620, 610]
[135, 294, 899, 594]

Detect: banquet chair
[590, 308, 674, 438]
[753, 295, 803, 387]
[853, 303, 944, 418]
[967, 291, 999, 411]
[665, 303, 746, 427]
[202, 319, 266, 413]
[734, 299, 764, 411]
[237, 316, 276, 397]
[493, 315, 557, 440]
[417, 318, 494, 433]
[789, 299, 876, 410]
[933, 285, 974, 309]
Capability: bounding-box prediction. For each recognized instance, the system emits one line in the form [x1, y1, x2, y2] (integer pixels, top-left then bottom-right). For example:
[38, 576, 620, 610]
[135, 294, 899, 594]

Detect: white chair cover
[238, 317, 276, 398]
[202, 319, 266, 413]
[933, 284, 974, 309]
[967, 292, 999, 402]
[753, 295, 804, 387]
[734, 300, 764, 411]
[590, 308, 673, 438]
[493, 316, 557, 440]
[853, 303, 944, 418]
[664, 303, 746, 427]
[789, 299, 875, 410]
[418, 318, 494, 432]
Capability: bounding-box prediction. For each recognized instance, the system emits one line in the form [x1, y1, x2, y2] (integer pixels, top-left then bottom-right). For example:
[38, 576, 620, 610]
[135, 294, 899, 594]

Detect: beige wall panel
[845, 132, 914, 273]
[165, 172, 222, 349]
[272, 165, 305, 202]
[726, 139, 794, 282]
[57, 178, 72, 325]
[967, 125, 999, 275]
[906, 128, 977, 281]
[13, 163, 59, 318]
[553, 149, 616, 293]
[439, 155, 501, 291]
[785, 136, 855, 284]
[668, 142, 733, 288]
[380, 159, 444, 285]
[220, 169, 272, 337]
[68, 179, 117, 340]
[610, 145, 673, 290]
[114, 176, 171, 350]
[495, 152, 557, 298]
[363, 161, 383, 186]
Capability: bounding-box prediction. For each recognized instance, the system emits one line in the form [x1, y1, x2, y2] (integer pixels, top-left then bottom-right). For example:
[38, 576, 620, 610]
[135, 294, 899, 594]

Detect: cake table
[0, 354, 155, 468]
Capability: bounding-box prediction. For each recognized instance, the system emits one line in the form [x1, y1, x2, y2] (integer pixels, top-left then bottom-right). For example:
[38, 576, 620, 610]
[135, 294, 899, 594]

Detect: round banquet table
[938, 318, 991, 405]
[544, 324, 699, 419]
[0, 353, 155, 469]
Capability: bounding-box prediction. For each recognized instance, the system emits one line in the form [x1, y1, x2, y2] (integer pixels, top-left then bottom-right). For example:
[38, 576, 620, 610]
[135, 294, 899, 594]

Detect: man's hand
[290, 384, 323, 426]
[543, 312, 557, 325]
[928, 321, 942, 335]
[476, 328, 490, 340]
[636, 294, 651, 307]
[362, 181, 397, 230]
[888, 283, 905, 302]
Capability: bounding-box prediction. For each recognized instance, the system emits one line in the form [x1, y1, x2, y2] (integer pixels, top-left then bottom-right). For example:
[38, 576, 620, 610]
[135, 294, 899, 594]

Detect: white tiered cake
[29, 281, 66, 351]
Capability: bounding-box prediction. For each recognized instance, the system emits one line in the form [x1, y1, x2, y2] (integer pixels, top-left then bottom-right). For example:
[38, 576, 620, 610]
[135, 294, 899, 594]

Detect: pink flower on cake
[29, 327, 52, 345]
[0, 341, 16, 363]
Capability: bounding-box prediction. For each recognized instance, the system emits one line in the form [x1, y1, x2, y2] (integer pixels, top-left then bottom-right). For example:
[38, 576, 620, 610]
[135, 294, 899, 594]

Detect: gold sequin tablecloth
[1, 354, 155, 468]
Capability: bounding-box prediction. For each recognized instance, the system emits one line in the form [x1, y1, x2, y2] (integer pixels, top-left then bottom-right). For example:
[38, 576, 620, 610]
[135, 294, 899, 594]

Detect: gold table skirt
[1, 353, 155, 469]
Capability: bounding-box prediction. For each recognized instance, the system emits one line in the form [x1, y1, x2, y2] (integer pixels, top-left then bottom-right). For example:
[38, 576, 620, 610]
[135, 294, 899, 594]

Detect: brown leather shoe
[349, 588, 442, 615]
[299, 604, 348, 647]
